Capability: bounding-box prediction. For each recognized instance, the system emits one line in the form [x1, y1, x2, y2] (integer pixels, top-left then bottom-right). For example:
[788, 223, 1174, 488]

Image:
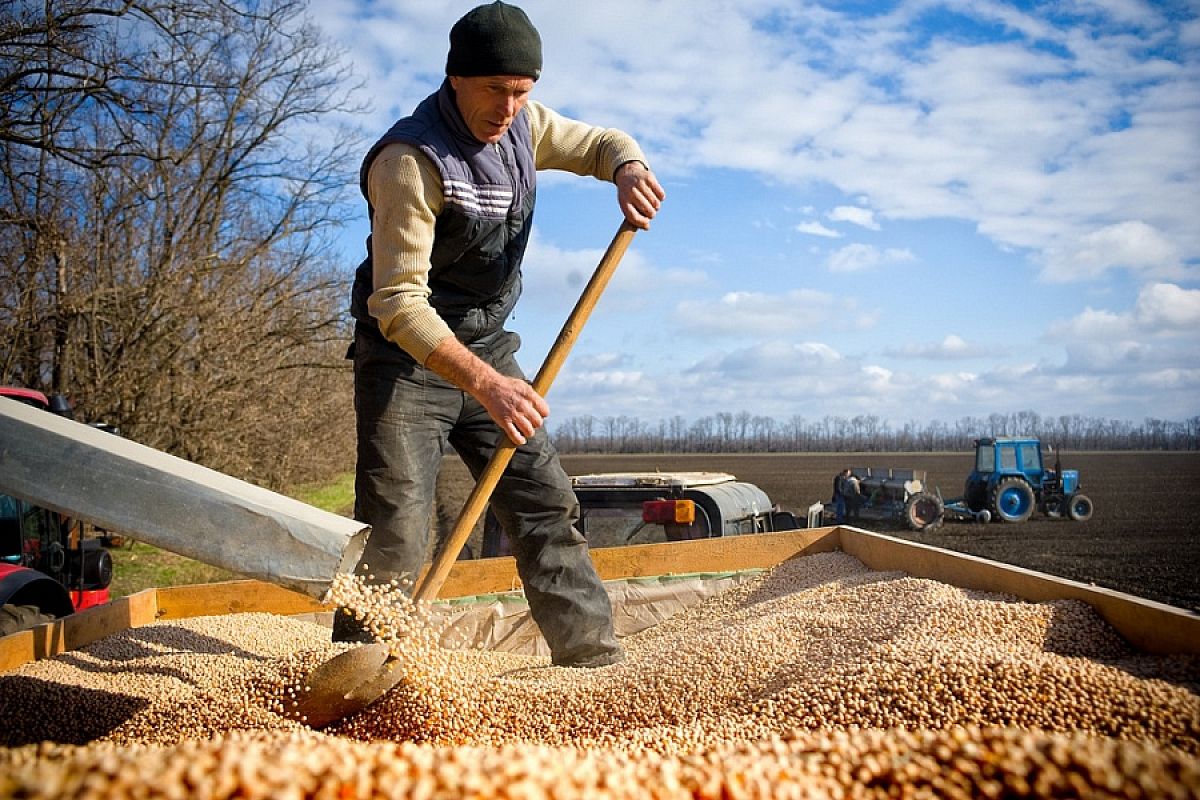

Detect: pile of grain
[0, 552, 1196, 798]
[2, 727, 1196, 799]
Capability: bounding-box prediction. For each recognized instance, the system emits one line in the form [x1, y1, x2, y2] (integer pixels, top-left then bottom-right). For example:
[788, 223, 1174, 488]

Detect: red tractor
[0, 387, 115, 636]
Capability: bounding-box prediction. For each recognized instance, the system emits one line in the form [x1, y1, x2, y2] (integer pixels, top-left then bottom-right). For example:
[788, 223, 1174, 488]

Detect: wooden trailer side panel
[837, 527, 1200, 655]
[427, 526, 842, 598]
[3, 526, 1198, 672]
[0, 588, 159, 671]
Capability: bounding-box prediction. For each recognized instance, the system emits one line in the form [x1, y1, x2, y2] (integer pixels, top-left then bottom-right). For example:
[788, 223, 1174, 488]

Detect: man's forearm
[424, 336, 500, 398]
[425, 336, 549, 446]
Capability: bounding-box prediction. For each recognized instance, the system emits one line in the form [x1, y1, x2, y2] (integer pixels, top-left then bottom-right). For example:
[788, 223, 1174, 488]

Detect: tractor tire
[1066, 493, 1094, 522]
[903, 491, 944, 531]
[0, 604, 56, 638]
[989, 477, 1035, 523]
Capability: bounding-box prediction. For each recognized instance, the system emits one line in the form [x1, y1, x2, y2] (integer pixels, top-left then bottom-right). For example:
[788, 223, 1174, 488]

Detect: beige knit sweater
[365, 100, 647, 362]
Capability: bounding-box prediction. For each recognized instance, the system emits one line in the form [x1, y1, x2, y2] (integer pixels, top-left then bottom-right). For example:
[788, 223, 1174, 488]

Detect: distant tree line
[1, 0, 362, 489]
[549, 411, 1200, 454]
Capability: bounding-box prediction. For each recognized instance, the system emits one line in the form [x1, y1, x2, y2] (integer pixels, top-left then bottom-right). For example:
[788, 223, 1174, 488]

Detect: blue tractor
[962, 437, 1093, 524]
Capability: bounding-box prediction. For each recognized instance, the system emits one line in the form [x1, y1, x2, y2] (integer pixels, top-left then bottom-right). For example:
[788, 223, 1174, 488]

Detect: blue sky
[312, 0, 1200, 429]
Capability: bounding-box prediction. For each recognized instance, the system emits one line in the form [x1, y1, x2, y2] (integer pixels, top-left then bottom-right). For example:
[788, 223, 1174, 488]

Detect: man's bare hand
[477, 373, 549, 446]
[425, 337, 549, 445]
[615, 161, 665, 230]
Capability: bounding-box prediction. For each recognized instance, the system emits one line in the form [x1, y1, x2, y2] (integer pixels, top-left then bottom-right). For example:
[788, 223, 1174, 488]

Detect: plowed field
[552, 451, 1200, 612]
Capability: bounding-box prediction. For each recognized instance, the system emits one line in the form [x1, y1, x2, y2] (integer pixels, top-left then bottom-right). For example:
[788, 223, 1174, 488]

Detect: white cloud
[927, 371, 981, 403]
[674, 289, 837, 335]
[886, 334, 991, 360]
[573, 352, 632, 371]
[316, 2, 1200, 283]
[827, 244, 915, 273]
[547, 334, 1199, 424]
[1138, 368, 1200, 392]
[1183, 18, 1200, 48]
[1044, 282, 1200, 374]
[1051, 282, 1200, 339]
[1058, 339, 1154, 373]
[684, 340, 846, 384]
[861, 364, 894, 393]
[828, 206, 880, 231]
[1134, 283, 1200, 330]
[518, 227, 707, 314]
[1042, 221, 1183, 282]
[1067, 0, 1166, 28]
[796, 221, 842, 238]
[550, 367, 663, 420]
[565, 370, 646, 391]
[1047, 307, 1134, 340]
[543, 3, 1196, 283]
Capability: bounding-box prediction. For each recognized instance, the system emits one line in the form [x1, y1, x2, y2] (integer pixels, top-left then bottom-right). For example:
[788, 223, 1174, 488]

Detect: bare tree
[1, 0, 365, 488]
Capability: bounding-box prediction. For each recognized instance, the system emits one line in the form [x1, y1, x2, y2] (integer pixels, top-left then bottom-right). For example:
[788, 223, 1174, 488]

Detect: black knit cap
[446, 1, 543, 80]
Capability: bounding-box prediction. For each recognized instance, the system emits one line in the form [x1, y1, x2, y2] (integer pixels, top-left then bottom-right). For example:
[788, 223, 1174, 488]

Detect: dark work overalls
[342, 81, 621, 667]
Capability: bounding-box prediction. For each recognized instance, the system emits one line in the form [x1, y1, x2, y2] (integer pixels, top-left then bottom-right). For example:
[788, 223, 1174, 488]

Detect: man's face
[449, 75, 535, 144]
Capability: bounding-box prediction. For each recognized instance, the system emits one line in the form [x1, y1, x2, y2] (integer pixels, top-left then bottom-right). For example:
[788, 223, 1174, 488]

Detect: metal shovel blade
[285, 643, 405, 728]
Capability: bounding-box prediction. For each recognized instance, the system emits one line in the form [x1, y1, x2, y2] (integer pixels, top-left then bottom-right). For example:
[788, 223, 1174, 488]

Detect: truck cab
[480, 472, 804, 556]
[569, 472, 803, 548]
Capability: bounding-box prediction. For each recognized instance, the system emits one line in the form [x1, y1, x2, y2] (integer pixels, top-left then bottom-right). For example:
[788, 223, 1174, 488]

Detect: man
[342, 2, 665, 669]
[843, 470, 862, 520]
[832, 469, 849, 523]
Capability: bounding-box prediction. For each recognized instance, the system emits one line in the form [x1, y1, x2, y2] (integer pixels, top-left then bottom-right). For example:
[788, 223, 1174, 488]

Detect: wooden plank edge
[836, 526, 1200, 656]
[0, 588, 160, 673]
[155, 580, 329, 620]
[427, 527, 843, 597]
[93, 530, 843, 623]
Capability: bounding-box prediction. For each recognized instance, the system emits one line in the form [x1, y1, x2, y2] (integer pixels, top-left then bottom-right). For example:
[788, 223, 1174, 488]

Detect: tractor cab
[973, 437, 1045, 483]
[965, 436, 1091, 523]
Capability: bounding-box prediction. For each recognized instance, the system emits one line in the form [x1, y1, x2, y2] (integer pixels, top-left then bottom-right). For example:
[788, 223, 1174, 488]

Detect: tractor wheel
[1066, 493, 1094, 522]
[989, 477, 1035, 523]
[903, 491, 944, 531]
[0, 604, 56, 637]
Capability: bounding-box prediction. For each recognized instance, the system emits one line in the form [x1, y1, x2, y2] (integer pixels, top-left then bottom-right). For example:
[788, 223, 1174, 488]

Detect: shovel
[287, 222, 638, 728]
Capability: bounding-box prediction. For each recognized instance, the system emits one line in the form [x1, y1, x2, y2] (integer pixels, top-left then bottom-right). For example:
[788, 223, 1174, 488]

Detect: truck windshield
[578, 502, 712, 547]
[0, 494, 19, 522]
[578, 507, 657, 548]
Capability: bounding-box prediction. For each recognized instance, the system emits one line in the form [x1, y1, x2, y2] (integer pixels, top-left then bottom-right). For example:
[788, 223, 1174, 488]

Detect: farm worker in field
[342, 2, 664, 668]
[844, 472, 862, 520]
[832, 469, 850, 523]
[833, 468, 864, 523]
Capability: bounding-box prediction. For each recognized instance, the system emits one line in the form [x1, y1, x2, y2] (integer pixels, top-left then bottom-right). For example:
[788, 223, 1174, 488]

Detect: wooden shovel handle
[413, 222, 638, 602]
